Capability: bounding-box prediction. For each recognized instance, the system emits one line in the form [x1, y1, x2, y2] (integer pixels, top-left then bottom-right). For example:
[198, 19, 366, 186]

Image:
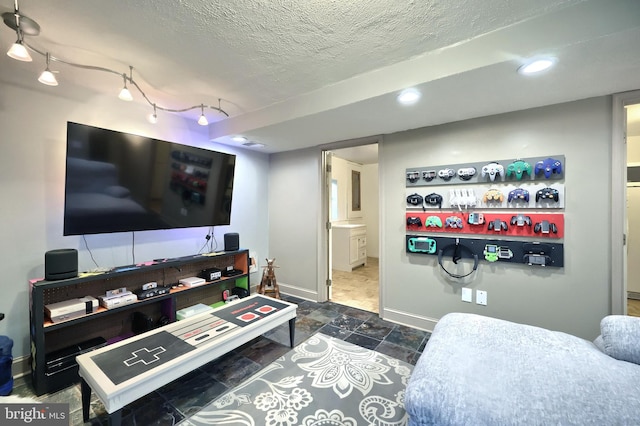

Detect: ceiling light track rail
[3, 0, 228, 125]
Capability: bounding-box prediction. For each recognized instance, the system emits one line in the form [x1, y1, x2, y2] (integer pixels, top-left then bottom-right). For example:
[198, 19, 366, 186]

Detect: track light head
[38, 53, 57, 86]
[198, 105, 208, 126]
[7, 37, 31, 61]
[118, 75, 133, 101]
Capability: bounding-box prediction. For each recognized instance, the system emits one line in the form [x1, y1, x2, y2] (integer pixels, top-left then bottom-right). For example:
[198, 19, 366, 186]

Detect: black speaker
[224, 233, 239, 251]
[45, 249, 78, 281]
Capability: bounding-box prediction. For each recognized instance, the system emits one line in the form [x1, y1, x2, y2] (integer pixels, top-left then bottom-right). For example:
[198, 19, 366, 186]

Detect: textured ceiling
[1, 0, 639, 153]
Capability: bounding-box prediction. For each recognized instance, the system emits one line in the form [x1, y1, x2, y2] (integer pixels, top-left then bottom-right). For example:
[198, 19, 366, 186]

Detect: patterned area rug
[181, 333, 413, 426]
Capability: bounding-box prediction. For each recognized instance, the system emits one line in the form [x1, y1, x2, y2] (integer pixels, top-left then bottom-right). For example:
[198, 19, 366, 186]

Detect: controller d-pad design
[488, 219, 508, 232]
[445, 216, 463, 228]
[422, 170, 437, 181]
[506, 160, 532, 180]
[467, 213, 485, 225]
[424, 193, 443, 208]
[437, 168, 455, 181]
[483, 189, 504, 203]
[406, 216, 422, 227]
[534, 158, 563, 178]
[481, 162, 504, 181]
[425, 216, 443, 228]
[408, 237, 437, 254]
[508, 188, 530, 203]
[457, 167, 476, 181]
[534, 220, 558, 234]
[510, 214, 532, 227]
[406, 171, 420, 183]
[407, 193, 423, 206]
[535, 187, 559, 202]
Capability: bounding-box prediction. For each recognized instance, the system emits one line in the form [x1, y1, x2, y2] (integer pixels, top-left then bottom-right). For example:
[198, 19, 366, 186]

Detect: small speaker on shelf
[224, 233, 239, 251]
[45, 249, 78, 281]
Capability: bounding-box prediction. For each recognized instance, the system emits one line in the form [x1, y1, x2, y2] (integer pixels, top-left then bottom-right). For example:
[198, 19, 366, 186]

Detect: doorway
[626, 103, 640, 317]
[325, 143, 379, 313]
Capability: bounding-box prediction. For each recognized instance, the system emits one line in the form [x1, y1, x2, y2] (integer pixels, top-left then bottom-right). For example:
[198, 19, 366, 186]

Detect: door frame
[612, 90, 640, 315]
[317, 136, 381, 305]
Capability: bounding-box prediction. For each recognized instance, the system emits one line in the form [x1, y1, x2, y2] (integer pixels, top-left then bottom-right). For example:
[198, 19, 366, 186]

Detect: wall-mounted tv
[64, 122, 236, 236]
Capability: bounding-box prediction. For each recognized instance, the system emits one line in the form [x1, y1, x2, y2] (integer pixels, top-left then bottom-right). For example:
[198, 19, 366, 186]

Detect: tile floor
[11, 294, 430, 425]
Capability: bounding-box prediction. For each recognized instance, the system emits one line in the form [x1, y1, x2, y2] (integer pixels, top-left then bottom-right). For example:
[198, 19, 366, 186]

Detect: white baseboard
[12, 355, 30, 379]
[381, 307, 438, 333]
[275, 282, 319, 302]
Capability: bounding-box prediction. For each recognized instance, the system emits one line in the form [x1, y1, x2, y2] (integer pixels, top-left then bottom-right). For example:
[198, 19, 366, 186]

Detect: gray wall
[0, 82, 270, 359]
[269, 96, 613, 340]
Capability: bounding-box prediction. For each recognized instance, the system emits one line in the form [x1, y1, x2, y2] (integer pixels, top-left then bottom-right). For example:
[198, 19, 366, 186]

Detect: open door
[321, 150, 333, 302]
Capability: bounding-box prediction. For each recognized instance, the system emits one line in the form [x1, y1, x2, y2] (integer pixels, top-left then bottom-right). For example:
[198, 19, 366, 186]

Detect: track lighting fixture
[197, 105, 209, 126]
[3, 0, 229, 125]
[148, 104, 158, 124]
[7, 33, 31, 61]
[37, 52, 58, 86]
[118, 66, 133, 101]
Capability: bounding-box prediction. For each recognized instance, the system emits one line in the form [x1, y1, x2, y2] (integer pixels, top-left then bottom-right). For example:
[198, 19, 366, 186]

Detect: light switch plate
[461, 288, 473, 303]
[476, 290, 487, 306]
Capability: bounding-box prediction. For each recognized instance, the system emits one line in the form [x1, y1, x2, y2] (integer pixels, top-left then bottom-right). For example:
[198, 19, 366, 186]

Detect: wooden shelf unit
[29, 249, 250, 396]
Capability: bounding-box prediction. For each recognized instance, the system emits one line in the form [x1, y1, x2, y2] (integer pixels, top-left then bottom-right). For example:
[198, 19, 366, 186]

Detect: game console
[222, 267, 243, 277]
[179, 276, 207, 288]
[45, 299, 87, 323]
[200, 267, 222, 282]
[99, 291, 137, 309]
[135, 285, 170, 300]
[78, 296, 99, 313]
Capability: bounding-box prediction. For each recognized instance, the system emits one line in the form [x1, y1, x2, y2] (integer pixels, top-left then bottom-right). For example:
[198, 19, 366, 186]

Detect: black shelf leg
[288, 317, 296, 348]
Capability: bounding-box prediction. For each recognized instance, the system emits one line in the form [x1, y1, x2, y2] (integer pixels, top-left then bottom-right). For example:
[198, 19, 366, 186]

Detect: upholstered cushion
[600, 315, 640, 365]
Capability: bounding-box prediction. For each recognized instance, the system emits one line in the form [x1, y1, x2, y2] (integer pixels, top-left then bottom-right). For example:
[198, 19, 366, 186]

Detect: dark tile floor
[11, 295, 431, 425]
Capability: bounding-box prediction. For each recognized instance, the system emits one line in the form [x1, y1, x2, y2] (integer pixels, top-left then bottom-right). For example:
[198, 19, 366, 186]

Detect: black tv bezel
[63, 122, 236, 236]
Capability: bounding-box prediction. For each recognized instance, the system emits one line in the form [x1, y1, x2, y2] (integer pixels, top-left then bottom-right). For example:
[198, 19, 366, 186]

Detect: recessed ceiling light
[518, 57, 557, 75]
[231, 136, 247, 143]
[397, 88, 421, 105]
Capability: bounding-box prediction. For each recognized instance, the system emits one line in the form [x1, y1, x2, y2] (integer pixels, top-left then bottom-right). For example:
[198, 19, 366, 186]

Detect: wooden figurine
[258, 258, 280, 299]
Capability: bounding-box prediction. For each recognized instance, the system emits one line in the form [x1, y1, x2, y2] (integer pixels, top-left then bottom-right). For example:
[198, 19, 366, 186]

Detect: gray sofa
[405, 313, 640, 426]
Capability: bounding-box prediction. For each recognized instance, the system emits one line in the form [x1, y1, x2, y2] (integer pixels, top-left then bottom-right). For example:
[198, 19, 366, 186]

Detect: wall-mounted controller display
[406, 236, 563, 267]
[406, 155, 565, 187]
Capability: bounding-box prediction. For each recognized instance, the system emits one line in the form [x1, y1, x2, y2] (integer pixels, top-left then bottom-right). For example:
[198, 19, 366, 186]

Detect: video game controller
[407, 193, 423, 206]
[483, 189, 504, 203]
[445, 216, 463, 229]
[534, 157, 563, 178]
[506, 160, 532, 180]
[406, 171, 420, 183]
[508, 188, 530, 203]
[481, 162, 504, 181]
[535, 187, 559, 202]
[437, 168, 455, 181]
[510, 214, 532, 227]
[488, 219, 508, 231]
[422, 170, 437, 181]
[408, 237, 437, 254]
[534, 220, 558, 234]
[406, 216, 422, 227]
[425, 216, 443, 228]
[457, 167, 477, 181]
[424, 193, 443, 208]
[468, 213, 485, 225]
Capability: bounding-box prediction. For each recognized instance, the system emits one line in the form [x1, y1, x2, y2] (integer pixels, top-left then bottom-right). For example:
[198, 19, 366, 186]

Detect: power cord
[82, 235, 100, 269]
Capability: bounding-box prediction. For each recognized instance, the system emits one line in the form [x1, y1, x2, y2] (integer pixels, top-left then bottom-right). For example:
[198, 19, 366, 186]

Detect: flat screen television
[64, 122, 236, 236]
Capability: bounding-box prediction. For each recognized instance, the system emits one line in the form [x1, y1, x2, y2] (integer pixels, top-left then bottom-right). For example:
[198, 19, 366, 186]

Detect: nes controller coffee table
[76, 294, 297, 425]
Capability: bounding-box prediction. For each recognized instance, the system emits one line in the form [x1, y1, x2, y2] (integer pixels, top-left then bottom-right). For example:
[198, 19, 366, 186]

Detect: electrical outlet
[461, 288, 473, 303]
[476, 290, 487, 306]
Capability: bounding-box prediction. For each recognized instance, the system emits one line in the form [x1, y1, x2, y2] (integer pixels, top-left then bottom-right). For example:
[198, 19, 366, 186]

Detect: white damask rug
[181, 333, 413, 426]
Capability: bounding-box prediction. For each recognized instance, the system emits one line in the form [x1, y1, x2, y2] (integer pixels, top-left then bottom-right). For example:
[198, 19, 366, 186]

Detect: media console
[29, 249, 250, 396]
